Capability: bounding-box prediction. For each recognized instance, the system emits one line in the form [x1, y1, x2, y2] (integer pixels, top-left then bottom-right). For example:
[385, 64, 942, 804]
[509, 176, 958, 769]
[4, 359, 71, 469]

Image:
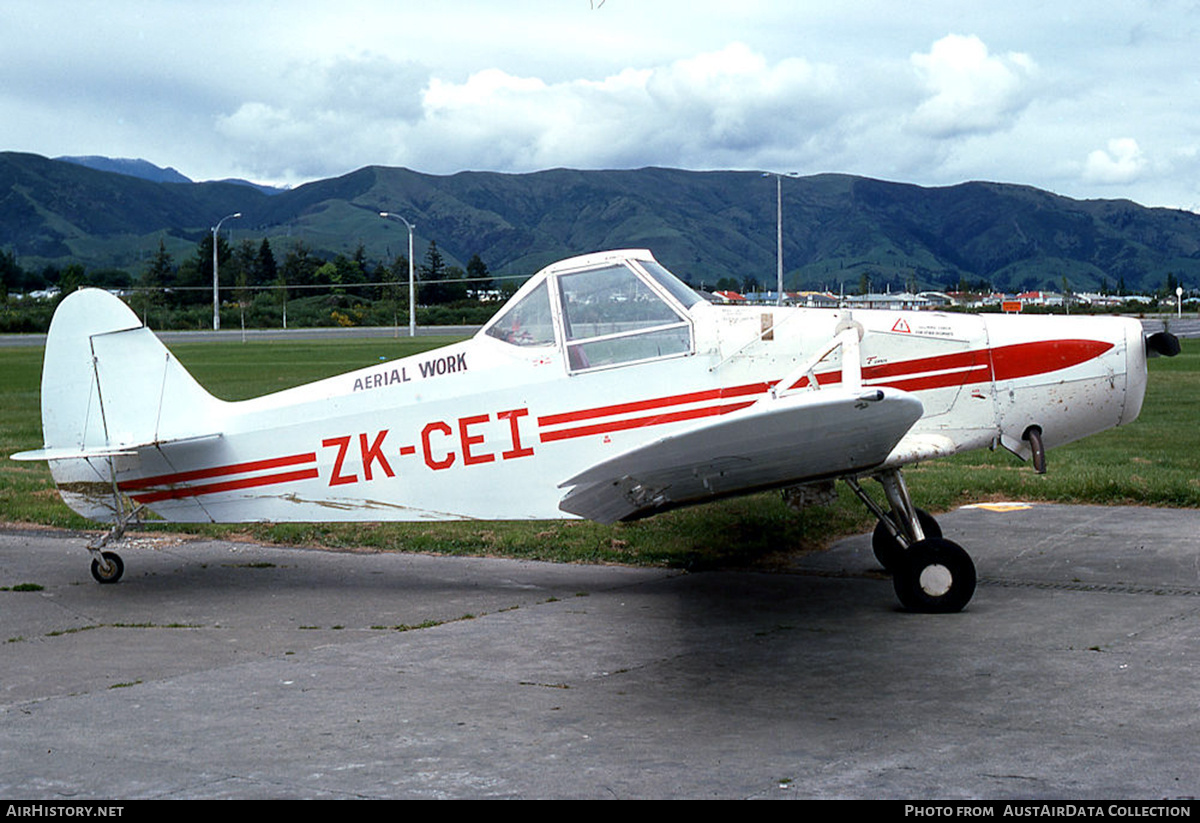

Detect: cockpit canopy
[482, 250, 703, 372]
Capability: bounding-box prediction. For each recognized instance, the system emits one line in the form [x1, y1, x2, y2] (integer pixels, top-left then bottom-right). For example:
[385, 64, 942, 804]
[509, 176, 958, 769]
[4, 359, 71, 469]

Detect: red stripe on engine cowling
[989, 339, 1114, 382]
[794, 339, 1113, 390]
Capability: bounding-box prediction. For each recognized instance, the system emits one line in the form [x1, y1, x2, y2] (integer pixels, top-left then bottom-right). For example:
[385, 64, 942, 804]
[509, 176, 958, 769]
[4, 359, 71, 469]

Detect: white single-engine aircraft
[12, 249, 1179, 612]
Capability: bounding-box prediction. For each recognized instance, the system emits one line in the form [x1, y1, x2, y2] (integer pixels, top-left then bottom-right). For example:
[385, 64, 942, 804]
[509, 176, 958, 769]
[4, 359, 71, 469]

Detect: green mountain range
[4, 151, 1199, 294]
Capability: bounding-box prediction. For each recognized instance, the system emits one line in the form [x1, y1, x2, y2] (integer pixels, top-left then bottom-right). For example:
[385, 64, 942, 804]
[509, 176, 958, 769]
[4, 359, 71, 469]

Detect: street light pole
[763, 173, 795, 306]
[211, 212, 241, 330]
[380, 212, 417, 337]
[775, 174, 783, 306]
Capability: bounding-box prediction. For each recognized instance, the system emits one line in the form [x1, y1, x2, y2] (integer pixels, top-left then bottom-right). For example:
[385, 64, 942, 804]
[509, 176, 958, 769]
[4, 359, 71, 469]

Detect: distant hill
[1, 152, 257, 263]
[56, 155, 193, 184]
[55, 156, 287, 196]
[5, 151, 1200, 293]
[210, 178, 289, 196]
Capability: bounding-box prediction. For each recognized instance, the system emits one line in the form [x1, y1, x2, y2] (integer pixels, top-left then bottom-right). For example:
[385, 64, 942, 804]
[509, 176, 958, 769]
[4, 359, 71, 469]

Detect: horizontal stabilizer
[558, 386, 923, 523]
[11, 433, 222, 462]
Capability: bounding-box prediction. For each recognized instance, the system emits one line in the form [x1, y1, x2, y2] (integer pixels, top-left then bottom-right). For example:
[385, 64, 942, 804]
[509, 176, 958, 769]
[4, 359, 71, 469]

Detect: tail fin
[12, 288, 224, 520]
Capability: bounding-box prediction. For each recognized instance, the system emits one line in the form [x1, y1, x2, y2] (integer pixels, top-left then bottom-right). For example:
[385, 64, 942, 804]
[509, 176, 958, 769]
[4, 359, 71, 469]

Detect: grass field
[2, 334, 1197, 569]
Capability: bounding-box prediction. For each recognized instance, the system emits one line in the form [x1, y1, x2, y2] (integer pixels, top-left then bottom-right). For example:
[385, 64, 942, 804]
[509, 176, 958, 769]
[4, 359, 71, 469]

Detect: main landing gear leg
[845, 470, 976, 613]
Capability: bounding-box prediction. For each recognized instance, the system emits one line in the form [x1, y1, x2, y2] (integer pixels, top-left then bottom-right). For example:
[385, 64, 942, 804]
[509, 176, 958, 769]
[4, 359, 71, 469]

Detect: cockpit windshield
[558, 264, 683, 339]
[483, 253, 696, 372]
[484, 279, 555, 347]
[637, 259, 704, 309]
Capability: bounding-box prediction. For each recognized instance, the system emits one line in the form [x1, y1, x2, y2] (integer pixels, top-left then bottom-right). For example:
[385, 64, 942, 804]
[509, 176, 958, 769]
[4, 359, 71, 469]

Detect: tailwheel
[892, 538, 976, 613]
[872, 508, 941, 573]
[90, 551, 124, 584]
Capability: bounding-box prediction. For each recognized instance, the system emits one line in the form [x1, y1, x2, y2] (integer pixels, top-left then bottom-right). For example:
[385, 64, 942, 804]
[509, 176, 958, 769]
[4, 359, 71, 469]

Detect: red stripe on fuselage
[119, 452, 317, 491]
[539, 400, 758, 442]
[127, 468, 321, 504]
[537, 382, 772, 427]
[119, 452, 319, 503]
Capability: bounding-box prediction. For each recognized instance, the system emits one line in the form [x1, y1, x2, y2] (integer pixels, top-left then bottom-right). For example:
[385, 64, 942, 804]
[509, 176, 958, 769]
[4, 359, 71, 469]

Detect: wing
[558, 386, 924, 523]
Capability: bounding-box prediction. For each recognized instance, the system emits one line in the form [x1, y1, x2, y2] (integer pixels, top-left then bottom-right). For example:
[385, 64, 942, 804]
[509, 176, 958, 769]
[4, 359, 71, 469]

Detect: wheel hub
[918, 563, 953, 597]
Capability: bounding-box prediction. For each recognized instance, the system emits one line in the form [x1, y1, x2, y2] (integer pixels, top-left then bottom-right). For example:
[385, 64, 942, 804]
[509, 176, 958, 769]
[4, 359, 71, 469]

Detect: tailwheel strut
[845, 470, 976, 613]
[84, 471, 143, 584]
[86, 511, 139, 584]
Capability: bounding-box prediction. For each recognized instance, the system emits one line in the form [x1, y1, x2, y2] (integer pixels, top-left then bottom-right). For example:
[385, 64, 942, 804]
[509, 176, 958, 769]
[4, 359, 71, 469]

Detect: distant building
[1076, 293, 1124, 308]
[842, 292, 935, 311]
[1015, 291, 1064, 307]
[744, 291, 780, 304]
[711, 290, 747, 303]
[741, 290, 839, 307]
[792, 291, 840, 308]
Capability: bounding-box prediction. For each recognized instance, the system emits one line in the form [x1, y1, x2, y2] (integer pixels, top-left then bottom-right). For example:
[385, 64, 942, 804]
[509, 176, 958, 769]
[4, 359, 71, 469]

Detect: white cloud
[909, 34, 1038, 138]
[211, 42, 846, 181]
[645, 43, 841, 150]
[1082, 138, 1147, 185]
[425, 69, 549, 111]
[418, 43, 841, 171]
[9, 1, 1200, 208]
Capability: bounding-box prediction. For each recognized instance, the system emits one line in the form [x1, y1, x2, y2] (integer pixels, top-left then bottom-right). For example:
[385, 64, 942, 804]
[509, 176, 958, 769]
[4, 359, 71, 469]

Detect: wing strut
[772, 316, 864, 399]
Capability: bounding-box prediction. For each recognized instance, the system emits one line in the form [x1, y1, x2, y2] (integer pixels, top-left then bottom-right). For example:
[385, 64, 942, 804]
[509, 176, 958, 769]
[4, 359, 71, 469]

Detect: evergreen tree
[174, 235, 232, 305]
[257, 238, 277, 286]
[334, 251, 365, 296]
[281, 242, 320, 289]
[145, 238, 174, 288]
[57, 264, 87, 300]
[353, 244, 368, 278]
[420, 240, 445, 279]
[233, 239, 257, 302]
[0, 248, 23, 302]
[139, 238, 173, 321]
[420, 240, 453, 304]
[466, 253, 492, 293]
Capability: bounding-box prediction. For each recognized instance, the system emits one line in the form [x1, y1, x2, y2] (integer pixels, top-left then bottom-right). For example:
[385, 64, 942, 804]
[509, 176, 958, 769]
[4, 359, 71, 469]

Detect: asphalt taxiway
[1, 503, 1198, 799]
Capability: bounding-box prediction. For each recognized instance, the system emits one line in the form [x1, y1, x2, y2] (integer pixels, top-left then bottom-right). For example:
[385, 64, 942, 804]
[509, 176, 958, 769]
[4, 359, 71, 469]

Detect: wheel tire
[872, 509, 942, 572]
[892, 538, 975, 613]
[90, 551, 124, 584]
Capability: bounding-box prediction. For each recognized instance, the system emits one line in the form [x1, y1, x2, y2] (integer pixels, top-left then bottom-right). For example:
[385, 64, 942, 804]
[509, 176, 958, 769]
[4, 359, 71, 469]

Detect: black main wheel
[90, 551, 124, 584]
[872, 508, 942, 572]
[892, 538, 975, 613]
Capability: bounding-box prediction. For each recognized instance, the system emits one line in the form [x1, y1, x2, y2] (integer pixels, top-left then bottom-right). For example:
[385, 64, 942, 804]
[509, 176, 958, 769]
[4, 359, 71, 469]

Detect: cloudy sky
[4, 0, 1200, 210]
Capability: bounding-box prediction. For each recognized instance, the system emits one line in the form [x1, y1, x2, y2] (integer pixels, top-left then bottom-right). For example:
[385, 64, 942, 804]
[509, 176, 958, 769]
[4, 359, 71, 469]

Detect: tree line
[0, 237, 508, 332]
